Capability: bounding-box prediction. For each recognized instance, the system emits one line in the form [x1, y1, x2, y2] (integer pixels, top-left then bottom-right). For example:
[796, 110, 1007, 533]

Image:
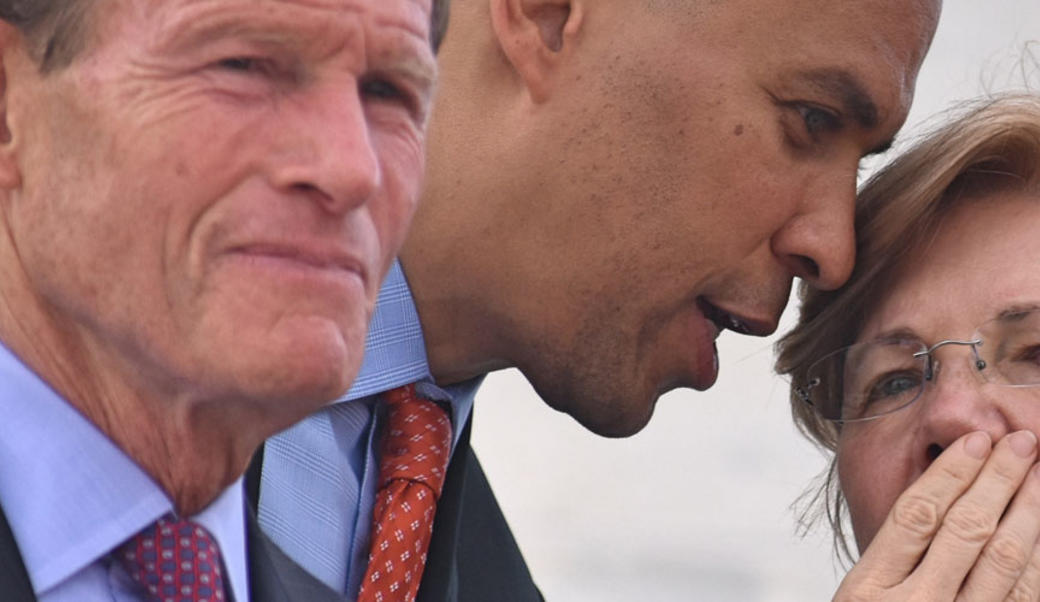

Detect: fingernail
[1009, 430, 1038, 457]
[964, 432, 991, 459]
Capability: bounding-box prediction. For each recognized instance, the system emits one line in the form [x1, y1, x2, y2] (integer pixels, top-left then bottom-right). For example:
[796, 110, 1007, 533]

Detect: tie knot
[117, 514, 227, 602]
[359, 384, 453, 602]
[379, 384, 452, 494]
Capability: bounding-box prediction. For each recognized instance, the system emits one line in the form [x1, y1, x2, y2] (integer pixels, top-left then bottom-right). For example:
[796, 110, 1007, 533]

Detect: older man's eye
[216, 57, 271, 74]
[360, 76, 424, 122]
[218, 57, 253, 70]
[361, 77, 406, 102]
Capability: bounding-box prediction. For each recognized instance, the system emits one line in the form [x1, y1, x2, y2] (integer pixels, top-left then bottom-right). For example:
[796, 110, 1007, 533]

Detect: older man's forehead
[135, 0, 432, 27]
[126, 0, 434, 52]
[266, 0, 433, 19]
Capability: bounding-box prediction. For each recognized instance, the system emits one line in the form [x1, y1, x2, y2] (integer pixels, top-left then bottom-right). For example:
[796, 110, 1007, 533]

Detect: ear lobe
[489, 0, 583, 104]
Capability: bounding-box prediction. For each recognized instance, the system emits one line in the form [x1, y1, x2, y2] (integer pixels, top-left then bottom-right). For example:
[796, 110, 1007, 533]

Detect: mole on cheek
[733, 124, 744, 136]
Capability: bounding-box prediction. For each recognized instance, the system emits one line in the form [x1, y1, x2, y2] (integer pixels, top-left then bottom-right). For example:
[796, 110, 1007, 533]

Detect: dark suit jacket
[415, 416, 543, 602]
[248, 413, 544, 602]
[0, 498, 344, 602]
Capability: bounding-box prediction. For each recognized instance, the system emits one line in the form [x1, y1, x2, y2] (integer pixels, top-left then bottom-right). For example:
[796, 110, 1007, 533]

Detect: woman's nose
[915, 356, 1010, 467]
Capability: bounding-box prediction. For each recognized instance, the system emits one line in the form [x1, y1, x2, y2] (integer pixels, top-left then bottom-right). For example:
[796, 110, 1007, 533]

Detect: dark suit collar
[0, 503, 37, 602]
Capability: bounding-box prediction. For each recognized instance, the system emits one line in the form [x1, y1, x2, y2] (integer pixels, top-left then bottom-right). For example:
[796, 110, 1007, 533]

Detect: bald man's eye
[796, 104, 842, 140]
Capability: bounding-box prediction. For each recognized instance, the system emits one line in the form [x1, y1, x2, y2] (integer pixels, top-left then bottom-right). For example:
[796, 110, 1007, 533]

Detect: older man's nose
[276, 83, 382, 214]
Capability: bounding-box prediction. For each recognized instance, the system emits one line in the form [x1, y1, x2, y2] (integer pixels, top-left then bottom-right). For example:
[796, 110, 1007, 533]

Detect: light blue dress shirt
[259, 260, 479, 596]
[0, 342, 249, 602]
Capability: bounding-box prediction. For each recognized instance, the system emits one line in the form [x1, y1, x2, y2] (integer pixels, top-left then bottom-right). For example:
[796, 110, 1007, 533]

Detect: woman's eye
[1014, 346, 1040, 363]
[865, 371, 921, 403]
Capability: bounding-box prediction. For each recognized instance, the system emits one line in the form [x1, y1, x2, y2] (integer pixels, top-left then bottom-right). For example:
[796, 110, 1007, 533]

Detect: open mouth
[697, 297, 754, 336]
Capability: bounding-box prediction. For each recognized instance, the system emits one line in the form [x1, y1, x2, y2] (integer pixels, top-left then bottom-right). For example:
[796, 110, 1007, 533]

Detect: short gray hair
[0, 0, 93, 71]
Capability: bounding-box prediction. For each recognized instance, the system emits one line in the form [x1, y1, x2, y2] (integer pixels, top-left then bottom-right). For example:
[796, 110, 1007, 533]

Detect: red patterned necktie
[117, 514, 229, 602]
[358, 383, 452, 602]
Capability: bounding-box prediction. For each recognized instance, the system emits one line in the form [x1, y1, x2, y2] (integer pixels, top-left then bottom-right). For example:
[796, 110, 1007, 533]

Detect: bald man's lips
[699, 297, 776, 338]
[688, 297, 775, 389]
[686, 298, 723, 390]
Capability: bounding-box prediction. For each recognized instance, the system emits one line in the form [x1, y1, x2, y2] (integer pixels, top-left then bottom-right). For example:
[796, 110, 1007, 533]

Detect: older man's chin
[196, 316, 366, 432]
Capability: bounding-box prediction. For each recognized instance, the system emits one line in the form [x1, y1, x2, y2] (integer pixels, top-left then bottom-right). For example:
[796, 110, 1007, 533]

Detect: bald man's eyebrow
[796, 68, 880, 128]
[793, 67, 897, 157]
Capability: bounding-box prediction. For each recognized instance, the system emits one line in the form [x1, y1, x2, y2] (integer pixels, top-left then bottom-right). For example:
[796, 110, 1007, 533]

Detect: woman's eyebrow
[994, 303, 1040, 322]
[863, 327, 921, 344]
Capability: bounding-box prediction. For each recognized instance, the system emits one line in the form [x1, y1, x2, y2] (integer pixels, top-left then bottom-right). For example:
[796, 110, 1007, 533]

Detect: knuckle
[944, 502, 997, 544]
[1020, 478, 1040, 508]
[834, 588, 879, 602]
[988, 457, 1027, 487]
[938, 460, 979, 487]
[834, 572, 886, 602]
[1007, 552, 1040, 602]
[980, 534, 1030, 576]
[1005, 584, 1037, 602]
[890, 493, 942, 537]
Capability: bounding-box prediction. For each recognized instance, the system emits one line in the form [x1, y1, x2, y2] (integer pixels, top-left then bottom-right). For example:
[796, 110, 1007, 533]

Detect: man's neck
[0, 269, 260, 515]
[398, 222, 515, 387]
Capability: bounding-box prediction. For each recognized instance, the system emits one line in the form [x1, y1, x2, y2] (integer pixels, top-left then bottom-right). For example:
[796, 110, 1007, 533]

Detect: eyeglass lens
[804, 308, 1040, 422]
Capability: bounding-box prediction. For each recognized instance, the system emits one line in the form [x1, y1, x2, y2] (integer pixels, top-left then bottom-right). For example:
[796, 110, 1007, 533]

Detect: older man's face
[5, 0, 435, 407]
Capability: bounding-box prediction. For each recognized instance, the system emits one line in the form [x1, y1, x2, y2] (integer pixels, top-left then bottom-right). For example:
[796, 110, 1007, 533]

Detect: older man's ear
[0, 22, 22, 191]
[488, 0, 583, 104]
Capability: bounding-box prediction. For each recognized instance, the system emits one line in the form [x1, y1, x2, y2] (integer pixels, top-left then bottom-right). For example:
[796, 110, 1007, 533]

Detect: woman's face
[838, 189, 1040, 551]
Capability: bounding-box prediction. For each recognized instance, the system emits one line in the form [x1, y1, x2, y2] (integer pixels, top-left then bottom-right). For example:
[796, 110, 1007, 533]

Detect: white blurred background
[471, 2, 1040, 600]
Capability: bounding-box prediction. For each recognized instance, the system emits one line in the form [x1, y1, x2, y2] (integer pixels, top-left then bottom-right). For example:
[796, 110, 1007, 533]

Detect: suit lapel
[0, 503, 36, 602]
[417, 413, 544, 602]
[416, 417, 472, 602]
[246, 505, 346, 602]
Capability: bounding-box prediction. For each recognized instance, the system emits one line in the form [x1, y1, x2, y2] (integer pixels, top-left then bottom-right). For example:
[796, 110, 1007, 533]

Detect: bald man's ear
[489, 0, 583, 104]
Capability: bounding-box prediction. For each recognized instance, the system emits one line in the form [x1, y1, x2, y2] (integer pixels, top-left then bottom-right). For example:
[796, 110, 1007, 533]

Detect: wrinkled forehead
[856, 194, 1040, 346]
[69, 0, 438, 69]
[128, 0, 433, 13]
[115, 0, 434, 39]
